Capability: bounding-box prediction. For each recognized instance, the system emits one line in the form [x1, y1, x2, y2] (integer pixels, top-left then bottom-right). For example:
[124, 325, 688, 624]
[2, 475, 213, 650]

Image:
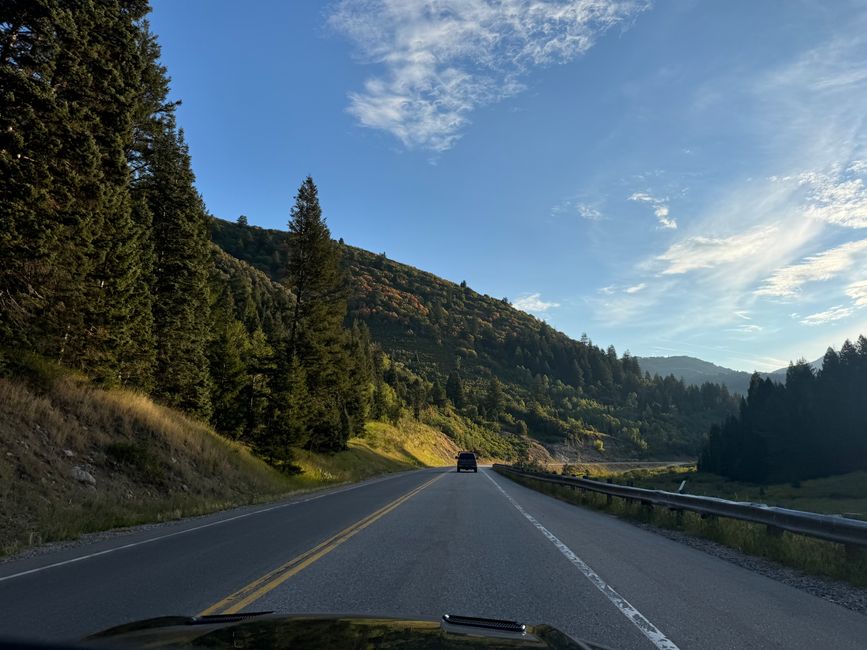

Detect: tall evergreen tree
[484, 377, 504, 420]
[266, 355, 309, 458]
[244, 328, 275, 441]
[446, 370, 465, 409]
[283, 176, 350, 451]
[208, 311, 249, 438]
[146, 122, 212, 417]
[1, 0, 153, 386]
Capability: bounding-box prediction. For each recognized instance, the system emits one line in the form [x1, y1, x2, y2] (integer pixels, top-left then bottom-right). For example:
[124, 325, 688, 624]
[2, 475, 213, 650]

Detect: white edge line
[0, 468, 438, 584]
[483, 469, 681, 650]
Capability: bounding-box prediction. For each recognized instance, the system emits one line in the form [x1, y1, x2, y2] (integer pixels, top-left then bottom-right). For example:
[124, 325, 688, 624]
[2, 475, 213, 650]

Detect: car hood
[84, 613, 611, 649]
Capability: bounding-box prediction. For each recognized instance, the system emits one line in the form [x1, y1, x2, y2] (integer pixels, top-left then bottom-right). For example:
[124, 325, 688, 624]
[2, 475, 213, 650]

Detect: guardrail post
[670, 508, 684, 525]
[606, 478, 613, 505]
[766, 525, 784, 539]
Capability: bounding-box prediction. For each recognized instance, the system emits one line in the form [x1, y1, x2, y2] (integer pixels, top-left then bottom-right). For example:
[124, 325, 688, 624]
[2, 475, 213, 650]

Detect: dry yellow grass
[0, 356, 464, 555]
[0, 371, 295, 555]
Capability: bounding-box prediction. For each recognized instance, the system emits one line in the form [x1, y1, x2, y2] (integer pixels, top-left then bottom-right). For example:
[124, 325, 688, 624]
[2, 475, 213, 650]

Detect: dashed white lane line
[484, 470, 681, 650]
[0, 469, 439, 584]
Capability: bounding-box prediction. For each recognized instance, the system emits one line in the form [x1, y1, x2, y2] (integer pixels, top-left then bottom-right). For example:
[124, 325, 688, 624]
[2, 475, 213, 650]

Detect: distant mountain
[637, 355, 826, 394]
[767, 357, 823, 379]
[636, 356, 753, 395]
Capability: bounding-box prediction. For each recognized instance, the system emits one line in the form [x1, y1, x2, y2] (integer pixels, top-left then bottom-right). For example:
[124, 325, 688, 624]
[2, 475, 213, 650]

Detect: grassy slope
[0, 359, 456, 555]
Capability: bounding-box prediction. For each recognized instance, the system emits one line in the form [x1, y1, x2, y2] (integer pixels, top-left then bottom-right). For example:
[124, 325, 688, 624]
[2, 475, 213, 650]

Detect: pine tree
[343, 320, 374, 435]
[208, 314, 249, 438]
[430, 379, 447, 407]
[446, 370, 465, 409]
[244, 328, 275, 440]
[1, 1, 152, 383]
[0, 3, 81, 351]
[484, 377, 504, 420]
[266, 355, 309, 459]
[146, 122, 212, 417]
[284, 176, 350, 451]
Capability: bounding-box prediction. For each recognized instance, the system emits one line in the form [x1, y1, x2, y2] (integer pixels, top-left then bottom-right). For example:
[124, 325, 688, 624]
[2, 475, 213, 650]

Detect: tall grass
[0, 355, 459, 556]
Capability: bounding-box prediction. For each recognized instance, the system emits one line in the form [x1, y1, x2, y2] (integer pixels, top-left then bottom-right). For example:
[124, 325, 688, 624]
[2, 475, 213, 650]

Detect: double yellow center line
[200, 472, 445, 616]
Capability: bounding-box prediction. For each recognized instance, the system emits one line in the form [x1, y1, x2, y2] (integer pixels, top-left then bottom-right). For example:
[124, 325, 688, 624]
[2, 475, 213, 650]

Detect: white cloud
[624, 282, 646, 294]
[552, 199, 604, 220]
[513, 292, 561, 313]
[656, 224, 777, 275]
[577, 203, 604, 220]
[629, 191, 677, 229]
[734, 310, 752, 320]
[846, 280, 867, 307]
[755, 238, 867, 298]
[800, 305, 854, 326]
[728, 324, 763, 333]
[798, 168, 867, 229]
[848, 160, 867, 174]
[329, 0, 648, 151]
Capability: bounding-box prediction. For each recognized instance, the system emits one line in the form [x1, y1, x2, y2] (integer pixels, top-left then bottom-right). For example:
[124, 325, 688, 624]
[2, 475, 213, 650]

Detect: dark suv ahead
[455, 452, 478, 473]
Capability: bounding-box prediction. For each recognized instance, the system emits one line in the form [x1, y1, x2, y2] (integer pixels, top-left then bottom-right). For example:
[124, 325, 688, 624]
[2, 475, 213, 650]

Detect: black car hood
[84, 613, 611, 649]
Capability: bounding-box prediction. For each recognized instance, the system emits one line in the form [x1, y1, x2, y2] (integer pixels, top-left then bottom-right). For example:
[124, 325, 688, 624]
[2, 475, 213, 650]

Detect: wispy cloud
[578, 203, 604, 220]
[628, 191, 677, 229]
[846, 280, 867, 307]
[624, 282, 646, 294]
[552, 198, 604, 220]
[656, 224, 777, 275]
[734, 310, 752, 320]
[728, 324, 763, 333]
[800, 305, 854, 326]
[513, 292, 560, 313]
[329, 0, 648, 151]
[755, 238, 867, 298]
[767, 163, 867, 229]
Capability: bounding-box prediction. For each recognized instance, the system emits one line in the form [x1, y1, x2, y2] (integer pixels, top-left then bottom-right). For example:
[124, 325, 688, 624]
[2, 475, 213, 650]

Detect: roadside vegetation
[594, 465, 867, 519]
[0, 355, 458, 557]
[499, 467, 867, 587]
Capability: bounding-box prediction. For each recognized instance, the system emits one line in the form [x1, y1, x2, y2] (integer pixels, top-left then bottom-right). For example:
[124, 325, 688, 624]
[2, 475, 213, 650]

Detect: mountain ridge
[211, 217, 738, 459]
[636, 355, 826, 395]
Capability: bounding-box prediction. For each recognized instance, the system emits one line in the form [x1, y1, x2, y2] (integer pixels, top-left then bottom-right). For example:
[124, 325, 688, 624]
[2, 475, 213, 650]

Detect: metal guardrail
[493, 464, 867, 551]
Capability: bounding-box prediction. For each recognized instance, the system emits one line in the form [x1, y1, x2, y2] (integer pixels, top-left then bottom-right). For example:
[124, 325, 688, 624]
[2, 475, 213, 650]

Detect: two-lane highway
[2, 467, 866, 649]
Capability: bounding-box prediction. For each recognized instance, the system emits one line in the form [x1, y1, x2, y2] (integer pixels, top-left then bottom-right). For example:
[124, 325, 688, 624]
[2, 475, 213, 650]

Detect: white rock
[71, 466, 96, 486]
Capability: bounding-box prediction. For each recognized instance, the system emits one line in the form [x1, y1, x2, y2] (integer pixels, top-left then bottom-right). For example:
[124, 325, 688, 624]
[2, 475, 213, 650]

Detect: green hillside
[212, 218, 738, 458]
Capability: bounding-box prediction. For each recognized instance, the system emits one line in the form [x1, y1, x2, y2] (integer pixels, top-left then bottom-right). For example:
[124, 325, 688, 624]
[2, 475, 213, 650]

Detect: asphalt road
[1, 466, 866, 649]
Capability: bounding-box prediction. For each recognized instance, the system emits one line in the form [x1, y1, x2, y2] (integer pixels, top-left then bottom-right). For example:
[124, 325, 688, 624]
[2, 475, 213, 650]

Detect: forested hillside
[700, 337, 867, 483]
[212, 219, 738, 457]
[0, 0, 734, 468]
[0, 2, 514, 469]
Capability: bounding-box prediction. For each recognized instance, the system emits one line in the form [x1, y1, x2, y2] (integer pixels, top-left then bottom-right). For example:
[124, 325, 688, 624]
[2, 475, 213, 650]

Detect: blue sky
[150, 0, 867, 372]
